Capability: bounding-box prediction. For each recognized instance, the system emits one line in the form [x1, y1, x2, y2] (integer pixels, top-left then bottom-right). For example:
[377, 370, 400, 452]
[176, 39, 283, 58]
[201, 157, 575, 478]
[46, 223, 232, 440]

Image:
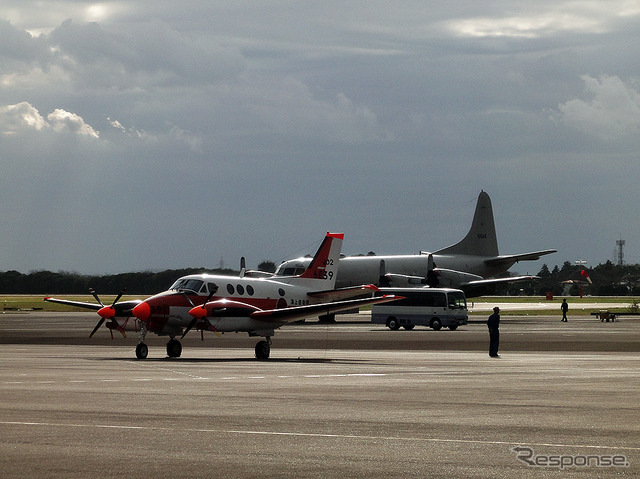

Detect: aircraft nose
[132, 301, 151, 322]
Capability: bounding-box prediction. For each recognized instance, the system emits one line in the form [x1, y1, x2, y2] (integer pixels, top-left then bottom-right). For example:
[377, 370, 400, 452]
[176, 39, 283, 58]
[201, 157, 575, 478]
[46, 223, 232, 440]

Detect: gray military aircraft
[274, 191, 556, 296]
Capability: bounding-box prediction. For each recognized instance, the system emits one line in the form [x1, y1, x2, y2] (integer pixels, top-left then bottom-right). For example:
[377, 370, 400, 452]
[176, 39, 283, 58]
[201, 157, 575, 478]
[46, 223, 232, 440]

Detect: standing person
[487, 306, 500, 358]
[561, 298, 568, 322]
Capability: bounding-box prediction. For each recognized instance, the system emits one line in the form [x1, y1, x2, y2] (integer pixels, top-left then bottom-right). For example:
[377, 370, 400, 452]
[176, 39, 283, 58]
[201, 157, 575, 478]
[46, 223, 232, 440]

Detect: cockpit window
[170, 279, 204, 293]
[275, 265, 308, 276]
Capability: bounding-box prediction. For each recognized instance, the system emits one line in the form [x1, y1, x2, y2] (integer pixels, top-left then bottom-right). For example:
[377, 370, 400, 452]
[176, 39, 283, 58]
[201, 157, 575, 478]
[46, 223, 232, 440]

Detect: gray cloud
[557, 75, 640, 141]
[1, 1, 639, 274]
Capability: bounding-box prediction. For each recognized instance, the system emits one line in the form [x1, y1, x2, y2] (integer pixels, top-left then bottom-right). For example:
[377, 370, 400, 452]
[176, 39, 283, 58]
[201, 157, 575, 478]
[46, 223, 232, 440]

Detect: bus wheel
[448, 324, 458, 331]
[386, 317, 400, 331]
[430, 318, 442, 331]
[403, 324, 415, 331]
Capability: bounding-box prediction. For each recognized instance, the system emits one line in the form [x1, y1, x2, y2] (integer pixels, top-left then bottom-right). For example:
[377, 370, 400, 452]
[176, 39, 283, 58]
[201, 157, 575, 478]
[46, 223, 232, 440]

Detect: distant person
[487, 306, 500, 358]
[561, 299, 568, 322]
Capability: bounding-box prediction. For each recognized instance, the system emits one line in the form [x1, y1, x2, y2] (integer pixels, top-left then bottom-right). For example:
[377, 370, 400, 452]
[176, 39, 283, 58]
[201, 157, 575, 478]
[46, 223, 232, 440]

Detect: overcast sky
[1, 1, 639, 276]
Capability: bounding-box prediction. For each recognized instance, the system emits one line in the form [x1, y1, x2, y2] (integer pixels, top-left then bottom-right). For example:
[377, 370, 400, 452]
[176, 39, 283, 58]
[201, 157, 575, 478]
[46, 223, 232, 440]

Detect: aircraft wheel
[448, 324, 458, 331]
[255, 340, 270, 360]
[136, 342, 149, 359]
[430, 318, 442, 331]
[167, 339, 182, 358]
[386, 317, 400, 331]
[403, 324, 415, 331]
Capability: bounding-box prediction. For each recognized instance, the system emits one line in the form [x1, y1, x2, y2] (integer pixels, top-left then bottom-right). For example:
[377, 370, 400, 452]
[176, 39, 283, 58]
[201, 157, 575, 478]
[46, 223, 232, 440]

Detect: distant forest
[1, 260, 639, 296]
[0, 268, 238, 295]
[508, 261, 640, 296]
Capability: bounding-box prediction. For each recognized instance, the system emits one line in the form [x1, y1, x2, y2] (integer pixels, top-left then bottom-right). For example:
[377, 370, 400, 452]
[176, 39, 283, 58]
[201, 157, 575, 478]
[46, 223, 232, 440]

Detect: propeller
[425, 254, 440, 287]
[90, 289, 127, 338]
[378, 259, 390, 287]
[181, 289, 217, 339]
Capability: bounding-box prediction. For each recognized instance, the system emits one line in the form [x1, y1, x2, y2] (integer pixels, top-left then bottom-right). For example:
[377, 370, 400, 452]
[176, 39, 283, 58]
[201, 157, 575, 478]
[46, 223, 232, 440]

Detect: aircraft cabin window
[246, 285, 254, 296]
[227, 284, 235, 295]
[278, 288, 285, 297]
[237, 284, 245, 295]
[207, 283, 218, 294]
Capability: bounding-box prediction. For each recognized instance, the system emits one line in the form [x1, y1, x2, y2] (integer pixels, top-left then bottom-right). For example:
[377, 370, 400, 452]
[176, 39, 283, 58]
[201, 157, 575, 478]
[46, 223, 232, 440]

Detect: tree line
[0, 260, 638, 296]
[0, 268, 239, 295]
[508, 261, 640, 296]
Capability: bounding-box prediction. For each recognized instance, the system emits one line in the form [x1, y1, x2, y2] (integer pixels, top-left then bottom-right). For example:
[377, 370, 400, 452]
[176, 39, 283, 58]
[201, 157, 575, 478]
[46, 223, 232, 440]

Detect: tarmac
[1, 311, 639, 478]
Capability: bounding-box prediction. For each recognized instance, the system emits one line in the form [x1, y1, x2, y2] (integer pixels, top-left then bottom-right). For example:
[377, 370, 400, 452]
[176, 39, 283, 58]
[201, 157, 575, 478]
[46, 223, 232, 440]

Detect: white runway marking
[3, 420, 639, 452]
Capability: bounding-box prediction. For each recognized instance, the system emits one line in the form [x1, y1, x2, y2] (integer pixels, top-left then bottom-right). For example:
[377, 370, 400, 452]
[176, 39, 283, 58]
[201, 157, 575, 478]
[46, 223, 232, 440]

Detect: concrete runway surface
[1, 312, 639, 478]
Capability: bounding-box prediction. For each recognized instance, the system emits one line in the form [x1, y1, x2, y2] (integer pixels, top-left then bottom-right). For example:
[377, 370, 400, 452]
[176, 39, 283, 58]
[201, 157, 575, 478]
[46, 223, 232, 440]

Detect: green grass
[1, 295, 141, 312]
[468, 296, 639, 316]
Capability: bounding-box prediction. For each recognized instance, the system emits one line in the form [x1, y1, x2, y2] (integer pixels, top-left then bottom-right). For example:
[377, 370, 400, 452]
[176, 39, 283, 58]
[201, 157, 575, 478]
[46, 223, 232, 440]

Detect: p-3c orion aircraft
[275, 191, 556, 296]
[45, 233, 399, 360]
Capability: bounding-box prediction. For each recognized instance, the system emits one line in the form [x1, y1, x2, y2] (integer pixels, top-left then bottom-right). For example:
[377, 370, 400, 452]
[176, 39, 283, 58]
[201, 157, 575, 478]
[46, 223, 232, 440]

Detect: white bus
[372, 287, 468, 331]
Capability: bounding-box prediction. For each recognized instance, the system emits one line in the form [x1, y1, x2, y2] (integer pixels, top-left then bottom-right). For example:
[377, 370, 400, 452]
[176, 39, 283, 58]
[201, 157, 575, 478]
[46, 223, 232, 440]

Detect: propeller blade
[203, 289, 216, 306]
[89, 318, 106, 338]
[89, 288, 104, 307]
[181, 317, 198, 339]
[180, 292, 195, 308]
[111, 289, 126, 306]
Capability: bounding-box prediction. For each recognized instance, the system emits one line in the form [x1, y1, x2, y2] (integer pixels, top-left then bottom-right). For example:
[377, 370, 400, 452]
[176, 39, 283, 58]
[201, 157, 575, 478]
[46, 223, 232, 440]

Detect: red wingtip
[364, 284, 380, 291]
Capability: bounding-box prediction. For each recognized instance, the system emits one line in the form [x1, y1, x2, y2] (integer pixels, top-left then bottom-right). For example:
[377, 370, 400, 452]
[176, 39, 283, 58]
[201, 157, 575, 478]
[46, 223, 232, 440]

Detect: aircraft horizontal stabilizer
[250, 295, 401, 323]
[484, 250, 557, 267]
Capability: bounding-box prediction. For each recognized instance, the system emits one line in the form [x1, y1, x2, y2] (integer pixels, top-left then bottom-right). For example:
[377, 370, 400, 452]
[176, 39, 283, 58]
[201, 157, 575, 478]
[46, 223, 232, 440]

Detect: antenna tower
[616, 237, 625, 266]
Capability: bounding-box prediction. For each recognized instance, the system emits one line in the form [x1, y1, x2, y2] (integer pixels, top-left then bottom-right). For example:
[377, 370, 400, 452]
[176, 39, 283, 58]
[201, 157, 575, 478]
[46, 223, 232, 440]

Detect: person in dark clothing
[487, 306, 500, 358]
[561, 299, 568, 322]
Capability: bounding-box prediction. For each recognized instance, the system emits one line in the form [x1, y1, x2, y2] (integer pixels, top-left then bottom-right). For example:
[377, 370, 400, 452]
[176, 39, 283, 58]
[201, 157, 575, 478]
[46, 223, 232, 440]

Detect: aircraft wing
[484, 250, 557, 267]
[307, 284, 379, 301]
[44, 297, 103, 311]
[382, 273, 426, 285]
[44, 297, 141, 314]
[460, 275, 540, 288]
[250, 295, 401, 323]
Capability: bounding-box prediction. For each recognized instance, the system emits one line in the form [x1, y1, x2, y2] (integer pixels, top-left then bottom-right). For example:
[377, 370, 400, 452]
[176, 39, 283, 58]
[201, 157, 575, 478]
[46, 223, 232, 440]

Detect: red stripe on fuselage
[142, 292, 281, 320]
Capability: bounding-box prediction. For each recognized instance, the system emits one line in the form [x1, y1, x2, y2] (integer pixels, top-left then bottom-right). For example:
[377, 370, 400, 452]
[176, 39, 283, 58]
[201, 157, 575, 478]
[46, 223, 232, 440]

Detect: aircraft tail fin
[434, 191, 499, 257]
[290, 232, 343, 289]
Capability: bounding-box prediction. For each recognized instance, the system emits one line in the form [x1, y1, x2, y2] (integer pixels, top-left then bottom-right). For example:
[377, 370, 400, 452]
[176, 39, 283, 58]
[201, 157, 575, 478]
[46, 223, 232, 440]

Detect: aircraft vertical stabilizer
[435, 191, 499, 257]
[290, 232, 343, 289]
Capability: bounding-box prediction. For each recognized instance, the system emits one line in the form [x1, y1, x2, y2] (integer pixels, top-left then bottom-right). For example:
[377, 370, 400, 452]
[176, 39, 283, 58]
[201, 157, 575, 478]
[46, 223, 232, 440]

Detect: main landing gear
[166, 338, 182, 358]
[135, 342, 148, 359]
[255, 338, 272, 360]
[135, 339, 182, 359]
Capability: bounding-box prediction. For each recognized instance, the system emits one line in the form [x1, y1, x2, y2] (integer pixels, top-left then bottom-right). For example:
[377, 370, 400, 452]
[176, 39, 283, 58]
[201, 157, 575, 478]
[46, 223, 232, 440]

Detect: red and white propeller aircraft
[46, 233, 399, 359]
